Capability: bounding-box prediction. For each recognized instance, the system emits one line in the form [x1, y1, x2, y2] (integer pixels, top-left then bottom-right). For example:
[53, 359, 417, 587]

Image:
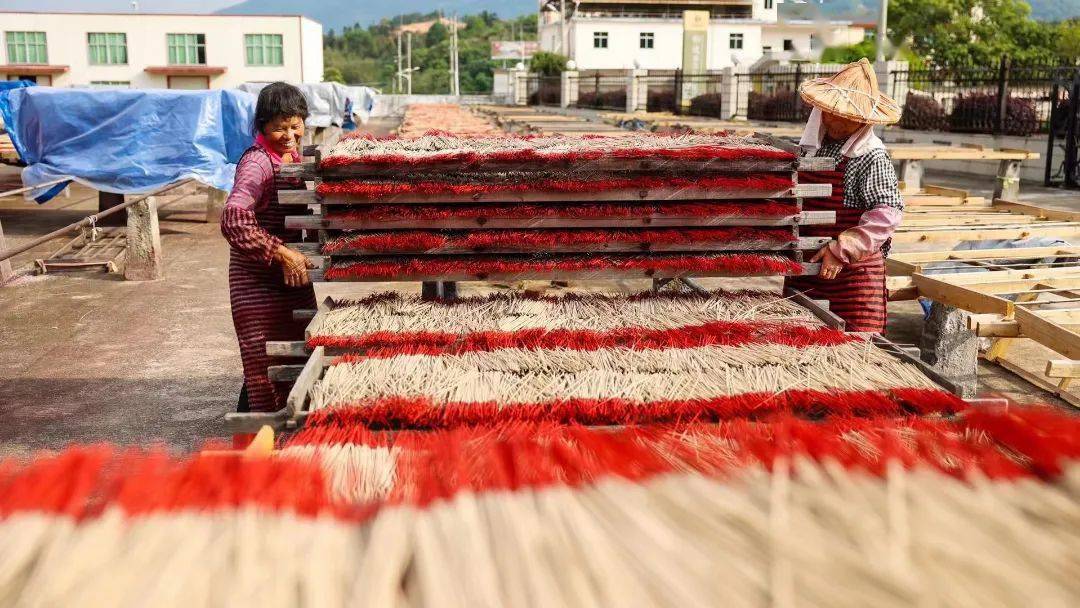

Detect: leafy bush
[747, 90, 813, 121]
[576, 90, 627, 110]
[531, 52, 568, 77]
[899, 92, 947, 131]
[688, 93, 723, 117]
[948, 93, 1038, 136]
[647, 89, 676, 113]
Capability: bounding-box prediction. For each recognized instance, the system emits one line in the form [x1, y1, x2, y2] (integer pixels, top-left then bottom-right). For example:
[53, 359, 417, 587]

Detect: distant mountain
[217, 0, 535, 30]
[216, 0, 1078, 31]
[779, 0, 1078, 22]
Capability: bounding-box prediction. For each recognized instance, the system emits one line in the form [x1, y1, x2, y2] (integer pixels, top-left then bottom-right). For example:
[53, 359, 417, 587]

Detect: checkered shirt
[813, 140, 905, 212]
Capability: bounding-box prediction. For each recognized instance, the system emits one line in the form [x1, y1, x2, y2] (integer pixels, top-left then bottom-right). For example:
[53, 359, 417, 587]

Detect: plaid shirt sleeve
[220, 151, 283, 266]
[854, 149, 904, 212]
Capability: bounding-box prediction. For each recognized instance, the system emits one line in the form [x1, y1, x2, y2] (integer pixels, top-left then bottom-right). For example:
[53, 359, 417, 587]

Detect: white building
[0, 11, 323, 89]
[538, 1, 867, 71]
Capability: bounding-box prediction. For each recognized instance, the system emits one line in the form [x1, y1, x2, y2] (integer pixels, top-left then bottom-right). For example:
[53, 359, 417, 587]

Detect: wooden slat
[301, 236, 828, 256]
[285, 347, 325, 417]
[1013, 307, 1080, 360]
[285, 210, 837, 231]
[318, 262, 820, 283]
[268, 364, 305, 383]
[266, 340, 309, 357]
[295, 155, 832, 177]
[909, 274, 1012, 314]
[991, 199, 1080, 222]
[891, 223, 1080, 244]
[889, 246, 1080, 264]
[888, 146, 1038, 161]
[1045, 360, 1080, 379]
[989, 358, 1080, 408]
[279, 183, 828, 206]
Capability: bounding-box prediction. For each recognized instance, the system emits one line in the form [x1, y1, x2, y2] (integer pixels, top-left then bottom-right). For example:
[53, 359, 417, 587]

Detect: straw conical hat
[799, 58, 901, 125]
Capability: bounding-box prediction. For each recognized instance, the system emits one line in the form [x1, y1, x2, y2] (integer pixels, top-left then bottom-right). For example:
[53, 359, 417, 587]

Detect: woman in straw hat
[785, 58, 903, 333]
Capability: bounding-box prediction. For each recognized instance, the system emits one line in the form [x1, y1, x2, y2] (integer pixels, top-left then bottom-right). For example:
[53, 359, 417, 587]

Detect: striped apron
[228, 147, 317, 413]
[784, 160, 888, 333]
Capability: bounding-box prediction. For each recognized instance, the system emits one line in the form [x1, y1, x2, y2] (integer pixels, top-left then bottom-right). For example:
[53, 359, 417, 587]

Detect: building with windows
[0, 11, 323, 89]
[538, 1, 866, 71]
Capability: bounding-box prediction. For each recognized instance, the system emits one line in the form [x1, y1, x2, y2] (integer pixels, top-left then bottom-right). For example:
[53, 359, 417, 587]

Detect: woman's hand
[274, 245, 315, 287]
[810, 243, 845, 280]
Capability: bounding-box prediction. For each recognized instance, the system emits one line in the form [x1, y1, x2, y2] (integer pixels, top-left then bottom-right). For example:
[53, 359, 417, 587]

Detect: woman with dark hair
[221, 82, 316, 413]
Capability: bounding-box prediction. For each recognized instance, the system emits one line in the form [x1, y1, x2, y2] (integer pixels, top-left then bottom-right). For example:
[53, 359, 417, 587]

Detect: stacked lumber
[397, 103, 500, 137]
[282, 132, 836, 282]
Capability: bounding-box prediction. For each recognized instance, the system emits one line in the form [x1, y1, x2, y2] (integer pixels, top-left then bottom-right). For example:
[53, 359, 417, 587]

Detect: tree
[530, 51, 568, 76]
[1058, 20, 1080, 65]
[323, 66, 345, 83]
[820, 40, 876, 63]
[425, 22, 448, 47]
[889, 0, 1057, 66]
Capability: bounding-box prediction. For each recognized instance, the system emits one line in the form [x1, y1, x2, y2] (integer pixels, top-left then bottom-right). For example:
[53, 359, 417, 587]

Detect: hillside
[218, 0, 1078, 29]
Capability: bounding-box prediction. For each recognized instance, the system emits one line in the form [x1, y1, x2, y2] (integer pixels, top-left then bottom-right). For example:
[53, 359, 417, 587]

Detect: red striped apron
[784, 160, 887, 333]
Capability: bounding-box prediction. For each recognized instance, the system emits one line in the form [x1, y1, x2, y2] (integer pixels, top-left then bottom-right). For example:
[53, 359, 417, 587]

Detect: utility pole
[560, 0, 567, 55]
[876, 0, 888, 61]
[406, 32, 413, 95]
[396, 32, 402, 94]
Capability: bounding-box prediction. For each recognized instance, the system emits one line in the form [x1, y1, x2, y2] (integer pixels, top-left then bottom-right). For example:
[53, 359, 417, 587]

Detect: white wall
[0, 11, 323, 88]
[710, 23, 763, 69]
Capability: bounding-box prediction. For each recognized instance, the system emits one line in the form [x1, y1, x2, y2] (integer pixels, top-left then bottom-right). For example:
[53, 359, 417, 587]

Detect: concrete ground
[1, 116, 1077, 455]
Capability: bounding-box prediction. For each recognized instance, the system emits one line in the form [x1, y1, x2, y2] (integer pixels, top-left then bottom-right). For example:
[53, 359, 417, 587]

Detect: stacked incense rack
[280, 132, 836, 283]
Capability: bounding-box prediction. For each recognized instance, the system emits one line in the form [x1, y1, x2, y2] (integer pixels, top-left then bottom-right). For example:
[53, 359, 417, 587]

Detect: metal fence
[526, 75, 561, 106]
[890, 58, 1078, 136]
[732, 67, 836, 122]
[572, 72, 627, 111]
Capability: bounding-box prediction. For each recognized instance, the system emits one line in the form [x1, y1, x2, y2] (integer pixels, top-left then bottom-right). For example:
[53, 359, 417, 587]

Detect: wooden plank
[302, 236, 828, 257]
[1013, 307, 1080, 360]
[285, 210, 837, 231]
[279, 184, 827, 206]
[266, 340, 309, 357]
[988, 357, 1080, 407]
[319, 262, 820, 283]
[902, 195, 991, 207]
[302, 157, 816, 178]
[922, 184, 970, 198]
[898, 218, 1041, 230]
[991, 199, 1080, 222]
[888, 146, 1038, 161]
[909, 274, 1011, 314]
[292, 309, 317, 322]
[285, 347, 326, 418]
[1045, 360, 1080, 378]
[889, 246, 1080, 264]
[891, 224, 1080, 244]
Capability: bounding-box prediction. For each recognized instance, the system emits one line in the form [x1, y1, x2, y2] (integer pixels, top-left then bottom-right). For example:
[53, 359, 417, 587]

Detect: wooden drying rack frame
[223, 288, 973, 434]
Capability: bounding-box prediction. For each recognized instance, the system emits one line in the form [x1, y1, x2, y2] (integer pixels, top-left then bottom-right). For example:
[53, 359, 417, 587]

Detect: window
[783, 39, 795, 51]
[764, 0, 774, 8]
[639, 32, 654, 49]
[88, 33, 127, 65]
[729, 33, 743, 50]
[89, 81, 131, 88]
[245, 34, 283, 66]
[5, 31, 47, 64]
[593, 31, 608, 49]
[167, 33, 206, 65]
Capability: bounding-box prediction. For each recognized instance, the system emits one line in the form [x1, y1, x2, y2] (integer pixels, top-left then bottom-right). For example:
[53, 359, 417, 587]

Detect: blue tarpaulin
[0, 87, 256, 202]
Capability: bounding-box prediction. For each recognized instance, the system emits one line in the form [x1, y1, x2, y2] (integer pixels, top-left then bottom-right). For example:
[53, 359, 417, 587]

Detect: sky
[0, 1, 238, 12]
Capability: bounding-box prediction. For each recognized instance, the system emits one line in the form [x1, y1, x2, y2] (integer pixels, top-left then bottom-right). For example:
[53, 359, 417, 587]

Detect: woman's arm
[828, 149, 904, 264]
[220, 151, 283, 266]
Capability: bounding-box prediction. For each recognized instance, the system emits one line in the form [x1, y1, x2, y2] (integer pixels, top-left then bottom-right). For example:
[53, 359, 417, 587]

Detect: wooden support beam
[909, 274, 1011, 314]
[987, 357, 1080, 408]
[268, 364, 305, 383]
[298, 236, 829, 256]
[1045, 360, 1080, 379]
[317, 263, 820, 283]
[1013, 307, 1080, 360]
[889, 246, 1080, 264]
[991, 199, 1080, 222]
